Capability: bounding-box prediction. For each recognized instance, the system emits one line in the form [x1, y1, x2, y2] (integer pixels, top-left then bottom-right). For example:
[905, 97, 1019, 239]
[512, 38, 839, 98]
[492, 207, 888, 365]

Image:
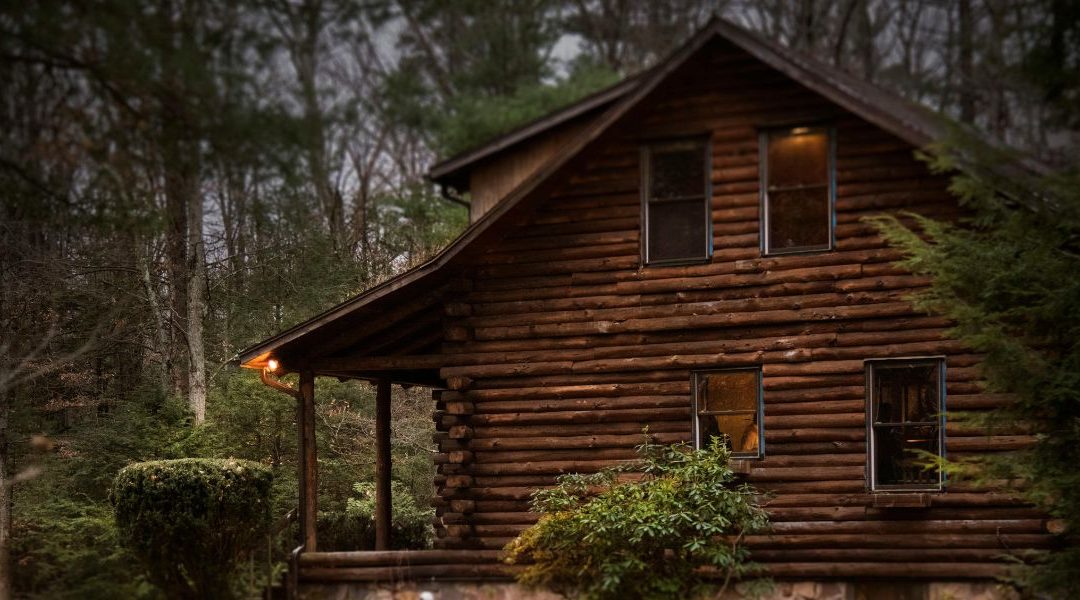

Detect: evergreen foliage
[373, 0, 621, 156]
[12, 499, 153, 599]
[869, 134, 1080, 596]
[504, 440, 770, 600]
[111, 458, 273, 600]
[432, 66, 620, 157]
[318, 480, 434, 551]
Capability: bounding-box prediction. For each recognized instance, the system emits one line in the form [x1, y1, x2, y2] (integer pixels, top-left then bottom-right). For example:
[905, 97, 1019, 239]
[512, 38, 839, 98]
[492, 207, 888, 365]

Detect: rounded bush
[111, 458, 273, 600]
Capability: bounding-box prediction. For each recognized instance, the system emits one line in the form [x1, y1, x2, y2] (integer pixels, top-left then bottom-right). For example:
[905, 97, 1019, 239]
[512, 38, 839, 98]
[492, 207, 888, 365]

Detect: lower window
[692, 368, 763, 458]
[866, 358, 946, 491]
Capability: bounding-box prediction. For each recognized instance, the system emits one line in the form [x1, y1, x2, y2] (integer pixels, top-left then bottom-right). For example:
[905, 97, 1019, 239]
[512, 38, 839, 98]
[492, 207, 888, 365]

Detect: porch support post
[375, 378, 392, 550]
[298, 369, 318, 551]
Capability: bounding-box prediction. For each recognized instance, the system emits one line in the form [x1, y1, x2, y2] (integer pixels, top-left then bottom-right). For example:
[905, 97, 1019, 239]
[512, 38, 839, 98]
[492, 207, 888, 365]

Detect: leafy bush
[318, 480, 434, 550]
[111, 458, 273, 599]
[504, 440, 770, 600]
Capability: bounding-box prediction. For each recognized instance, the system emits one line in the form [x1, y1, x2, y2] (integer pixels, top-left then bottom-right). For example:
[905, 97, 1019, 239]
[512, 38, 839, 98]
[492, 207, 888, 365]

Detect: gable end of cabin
[425, 35, 1046, 582]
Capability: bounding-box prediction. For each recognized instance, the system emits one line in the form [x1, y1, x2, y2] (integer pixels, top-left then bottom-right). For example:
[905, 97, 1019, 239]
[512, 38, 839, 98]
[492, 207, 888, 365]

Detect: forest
[1, 1, 1077, 598]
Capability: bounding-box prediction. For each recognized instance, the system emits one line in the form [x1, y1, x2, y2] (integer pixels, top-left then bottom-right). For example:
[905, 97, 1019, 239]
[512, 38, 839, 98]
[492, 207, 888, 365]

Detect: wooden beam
[312, 354, 446, 372]
[299, 549, 502, 567]
[390, 330, 444, 356]
[298, 370, 318, 551]
[358, 310, 444, 356]
[375, 378, 392, 551]
[316, 290, 445, 357]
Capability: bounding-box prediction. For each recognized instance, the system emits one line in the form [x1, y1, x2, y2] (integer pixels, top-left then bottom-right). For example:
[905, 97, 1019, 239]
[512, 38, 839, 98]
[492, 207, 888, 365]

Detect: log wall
[429, 39, 1052, 579]
[469, 116, 592, 223]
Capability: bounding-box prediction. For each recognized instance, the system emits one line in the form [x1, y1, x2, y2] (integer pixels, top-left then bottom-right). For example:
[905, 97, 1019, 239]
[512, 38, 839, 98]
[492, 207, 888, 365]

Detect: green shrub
[12, 497, 155, 599]
[111, 458, 273, 600]
[317, 480, 433, 550]
[504, 440, 771, 600]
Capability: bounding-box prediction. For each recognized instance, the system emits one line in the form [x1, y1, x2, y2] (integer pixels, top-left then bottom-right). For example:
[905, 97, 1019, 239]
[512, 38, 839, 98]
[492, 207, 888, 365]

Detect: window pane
[874, 364, 939, 423]
[870, 360, 943, 488]
[651, 145, 705, 199]
[701, 371, 757, 412]
[767, 187, 830, 250]
[702, 413, 759, 454]
[768, 130, 828, 188]
[698, 370, 759, 455]
[648, 199, 707, 262]
[874, 424, 940, 486]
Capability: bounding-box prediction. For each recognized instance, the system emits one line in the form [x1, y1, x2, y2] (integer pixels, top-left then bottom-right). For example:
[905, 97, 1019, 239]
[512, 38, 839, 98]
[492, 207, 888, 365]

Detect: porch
[295, 550, 511, 584]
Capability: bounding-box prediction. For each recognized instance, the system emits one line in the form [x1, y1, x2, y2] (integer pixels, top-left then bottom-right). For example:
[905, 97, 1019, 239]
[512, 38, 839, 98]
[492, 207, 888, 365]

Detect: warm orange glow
[789, 126, 811, 135]
[267, 358, 280, 372]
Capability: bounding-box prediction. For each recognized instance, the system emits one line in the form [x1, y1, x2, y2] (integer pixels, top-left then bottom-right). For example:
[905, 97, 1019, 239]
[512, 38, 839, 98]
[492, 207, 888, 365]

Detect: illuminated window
[866, 358, 946, 491]
[760, 126, 834, 254]
[641, 139, 712, 265]
[692, 368, 763, 458]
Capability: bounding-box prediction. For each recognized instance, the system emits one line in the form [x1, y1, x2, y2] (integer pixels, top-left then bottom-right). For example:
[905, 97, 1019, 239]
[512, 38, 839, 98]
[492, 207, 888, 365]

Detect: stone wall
[299, 581, 1017, 600]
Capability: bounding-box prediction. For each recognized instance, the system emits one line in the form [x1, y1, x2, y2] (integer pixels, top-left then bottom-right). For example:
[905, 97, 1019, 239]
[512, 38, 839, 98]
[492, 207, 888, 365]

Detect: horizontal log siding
[427, 43, 1051, 578]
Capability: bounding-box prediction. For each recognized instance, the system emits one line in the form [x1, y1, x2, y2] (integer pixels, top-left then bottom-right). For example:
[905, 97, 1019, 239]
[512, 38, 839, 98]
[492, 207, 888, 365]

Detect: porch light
[267, 358, 280, 372]
[789, 126, 811, 135]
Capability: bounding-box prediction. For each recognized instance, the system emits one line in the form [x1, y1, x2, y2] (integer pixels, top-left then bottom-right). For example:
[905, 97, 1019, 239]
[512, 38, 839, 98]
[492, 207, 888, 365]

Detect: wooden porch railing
[296, 549, 514, 584]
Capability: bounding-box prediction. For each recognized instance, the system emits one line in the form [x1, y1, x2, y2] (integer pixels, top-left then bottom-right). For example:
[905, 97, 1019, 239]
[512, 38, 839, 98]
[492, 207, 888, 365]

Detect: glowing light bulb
[790, 126, 811, 135]
[267, 358, 279, 372]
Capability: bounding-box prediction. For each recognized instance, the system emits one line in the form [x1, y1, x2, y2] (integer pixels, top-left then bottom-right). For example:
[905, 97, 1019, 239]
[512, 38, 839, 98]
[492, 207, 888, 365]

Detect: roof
[235, 16, 1007, 376]
[427, 73, 643, 192]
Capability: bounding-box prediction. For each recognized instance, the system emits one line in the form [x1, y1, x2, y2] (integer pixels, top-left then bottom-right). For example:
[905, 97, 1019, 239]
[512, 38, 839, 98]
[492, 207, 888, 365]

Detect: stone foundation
[299, 581, 1018, 600]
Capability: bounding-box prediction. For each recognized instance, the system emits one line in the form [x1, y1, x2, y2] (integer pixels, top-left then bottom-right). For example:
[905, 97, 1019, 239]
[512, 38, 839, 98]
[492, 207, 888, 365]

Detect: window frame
[691, 367, 765, 459]
[640, 136, 714, 266]
[864, 357, 947, 492]
[758, 124, 836, 256]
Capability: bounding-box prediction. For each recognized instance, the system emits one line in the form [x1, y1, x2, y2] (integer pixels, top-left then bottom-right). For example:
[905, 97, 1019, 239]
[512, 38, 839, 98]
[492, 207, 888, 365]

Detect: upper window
[641, 139, 712, 265]
[692, 368, 763, 458]
[760, 126, 834, 255]
[866, 358, 946, 491]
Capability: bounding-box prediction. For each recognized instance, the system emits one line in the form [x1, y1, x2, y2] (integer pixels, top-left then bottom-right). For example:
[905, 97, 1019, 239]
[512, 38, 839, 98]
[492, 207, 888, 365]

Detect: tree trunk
[294, 0, 343, 253]
[795, 0, 818, 51]
[186, 179, 207, 425]
[832, 0, 860, 67]
[140, 248, 170, 388]
[0, 387, 10, 600]
[958, 0, 976, 123]
[164, 165, 189, 398]
[856, 2, 877, 80]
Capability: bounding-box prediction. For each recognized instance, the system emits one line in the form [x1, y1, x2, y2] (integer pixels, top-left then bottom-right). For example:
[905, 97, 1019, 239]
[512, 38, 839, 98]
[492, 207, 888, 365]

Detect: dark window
[642, 139, 711, 264]
[761, 126, 833, 254]
[866, 358, 946, 490]
[693, 368, 763, 458]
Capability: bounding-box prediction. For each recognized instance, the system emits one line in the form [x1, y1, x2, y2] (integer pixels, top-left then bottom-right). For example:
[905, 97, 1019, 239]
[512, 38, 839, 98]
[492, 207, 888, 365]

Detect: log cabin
[238, 16, 1052, 600]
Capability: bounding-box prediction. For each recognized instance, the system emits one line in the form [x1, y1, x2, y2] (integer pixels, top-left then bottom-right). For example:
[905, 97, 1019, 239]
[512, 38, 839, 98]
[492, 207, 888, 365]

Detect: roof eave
[426, 74, 643, 189]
